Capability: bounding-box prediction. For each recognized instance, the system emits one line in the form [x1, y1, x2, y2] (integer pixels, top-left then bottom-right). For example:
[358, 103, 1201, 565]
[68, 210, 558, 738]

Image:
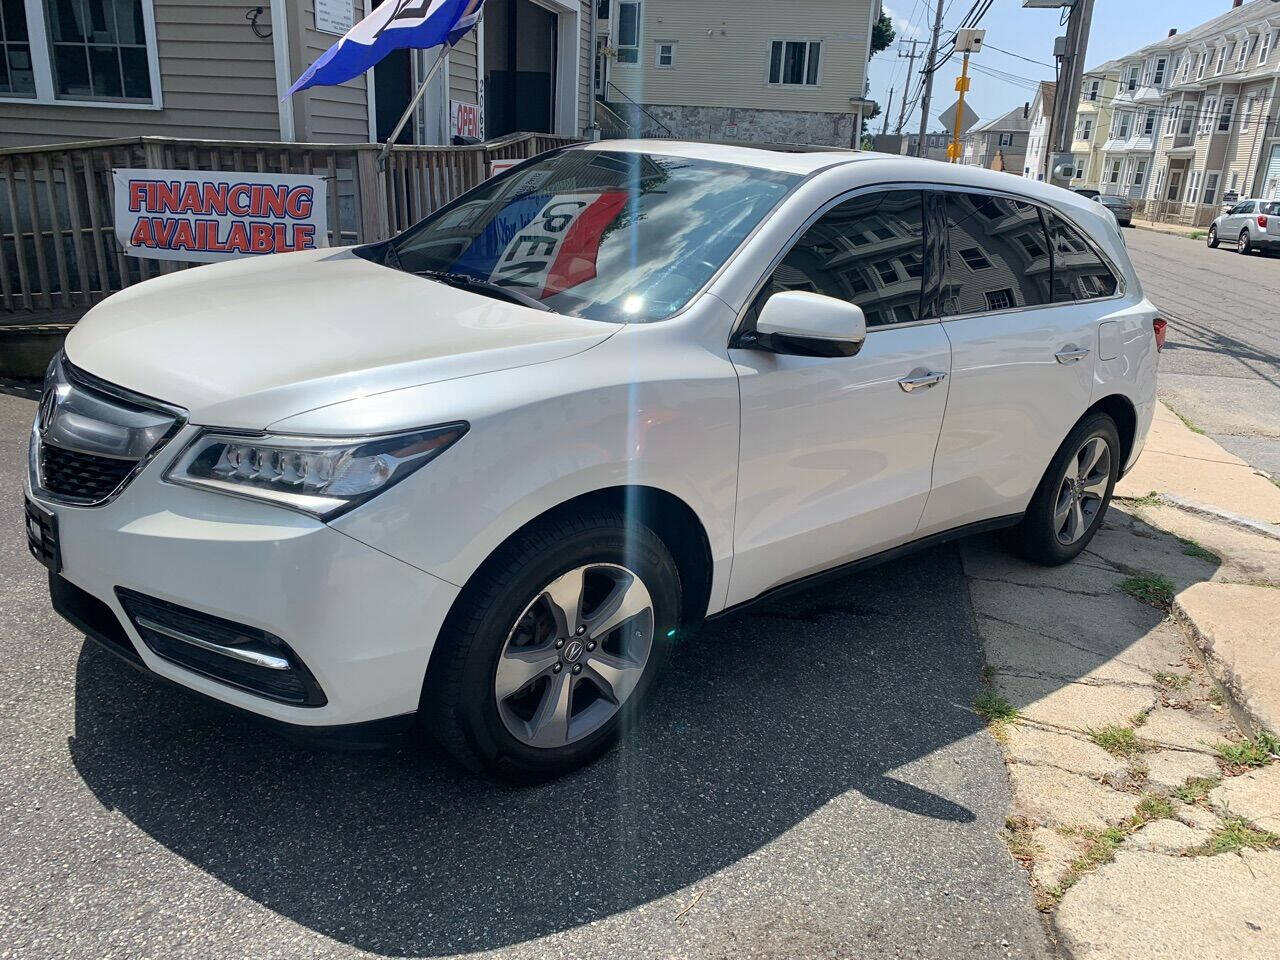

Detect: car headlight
[164, 423, 468, 518]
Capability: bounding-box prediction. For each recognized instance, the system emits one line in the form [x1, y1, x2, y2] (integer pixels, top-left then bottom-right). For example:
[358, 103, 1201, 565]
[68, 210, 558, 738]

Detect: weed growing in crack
[1196, 816, 1280, 856]
[1130, 793, 1174, 826]
[1217, 733, 1280, 771]
[1177, 538, 1220, 563]
[1121, 573, 1176, 609]
[974, 689, 1018, 726]
[1170, 408, 1206, 435]
[1172, 776, 1220, 804]
[1154, 671, 1190, 690]
[1089, 725, 1145, 758]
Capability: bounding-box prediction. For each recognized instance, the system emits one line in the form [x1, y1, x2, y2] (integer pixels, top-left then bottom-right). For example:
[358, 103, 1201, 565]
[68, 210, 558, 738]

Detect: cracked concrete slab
[1126, 818, 1212, 854]
[1008, 764, 1137, 829]
[995, 674, 1157, 731]
[1055, 850, 1280, 960]
[1138, 706, 1230, 753]
[1001, 725, 1128, 780]
[1084, 508, 1222, 591]
[1209, 766, 1280, 832]
[1136, 504, 1280, 585]
[1028, 827, 1082, 892]
[979, 614, 1161, 689]
[1143, 748, 1222, 792]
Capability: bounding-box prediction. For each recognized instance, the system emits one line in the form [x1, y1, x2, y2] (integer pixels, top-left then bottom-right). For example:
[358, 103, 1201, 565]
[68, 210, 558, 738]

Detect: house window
[596, 0, 610, 18]
[1116, 112, 1131, 139]
[1153, 57, 1166, 85]
[1074, 159, 1085, 180]
[1085, 79, 1099, 102]
[1108, 159, 1122, 183]
[999, 132, 1013, 147]
[616, 1, 641, 63]
[1260, 30, 1274, 66]
[1166, 104, 1180, 134]
[0, 0, 35, 95]
[1180, 57, 1190, 82]
[1133, 159, 1147, 186]
[1216, 45, 1227, 75]
[1126, 64, 1139, 91]
[1180, 106, 1194, 135]
[958, 246, 992, 270]
[985, 289, 1015, 312]
[1201, 96, 1217, 134]
[0, 0, 158, 105]
[1203, 172, 1219, 205]
[1197, 51, 1207, 80]
[1219, 97, 1234, 132]
[1078, 118, 1092, 140]
[1231, 171, 1239, 191]
[1143, 110, 1156, 136]
[769, 39, 821, 86]
[1243, 96, 1255, 132]
[1237, 38, 1251, 71]
[654, 41, 675, 68]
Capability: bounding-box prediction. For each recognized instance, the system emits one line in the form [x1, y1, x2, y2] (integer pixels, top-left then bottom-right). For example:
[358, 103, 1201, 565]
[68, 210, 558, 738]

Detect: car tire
[422, 506, 681, 783]
[1207, 225, 1219, 248]
[1005, 412, 1121, 567]
[1239, 229, 1253, 255]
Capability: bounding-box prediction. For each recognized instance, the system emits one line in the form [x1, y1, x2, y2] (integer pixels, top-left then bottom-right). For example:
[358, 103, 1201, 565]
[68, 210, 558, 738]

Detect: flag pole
[378, 44, 451, 167]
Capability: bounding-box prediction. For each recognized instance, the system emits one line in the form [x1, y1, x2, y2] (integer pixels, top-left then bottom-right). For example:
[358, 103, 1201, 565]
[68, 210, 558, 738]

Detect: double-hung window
[616, 0, 641, 64]
[1197, 52, 1207, 80]
[1084, 79, 1099, 102]
[1133, 159, 1147, 187]
[1237, 38, 1251, 72]
[1152, 57, 1167, 86]
[1243, 96, 1255, 132]
[1116, 112, 1131, 139]
[1261, 30, 1274, 66]
[1143, 110, 1156, 136]
[1216, 45, 1228, 75]
[1218, 97, 1234, 133]
[1166, 104, 1180, 135]
[1201, 96, 1217, 135]
[654, 41, 675, 68]
[0, 0, 160, 106]
[1126, 65, 1139, 91]
[769, 40, 821, 86]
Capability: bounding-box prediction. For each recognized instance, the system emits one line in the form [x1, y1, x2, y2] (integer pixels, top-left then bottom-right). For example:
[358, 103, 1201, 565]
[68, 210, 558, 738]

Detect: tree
[870, 13, 895, 59]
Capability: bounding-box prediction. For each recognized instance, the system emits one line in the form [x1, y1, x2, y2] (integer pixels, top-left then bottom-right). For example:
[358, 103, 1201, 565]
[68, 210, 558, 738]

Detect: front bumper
[27, 439, 460, 728]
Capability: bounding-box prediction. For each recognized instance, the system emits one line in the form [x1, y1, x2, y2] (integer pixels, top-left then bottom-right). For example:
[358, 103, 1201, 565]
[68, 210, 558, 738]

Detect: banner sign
[452, 190, 628, 298]
[451, 100, 480, 139]
[113, 169, 328, 263]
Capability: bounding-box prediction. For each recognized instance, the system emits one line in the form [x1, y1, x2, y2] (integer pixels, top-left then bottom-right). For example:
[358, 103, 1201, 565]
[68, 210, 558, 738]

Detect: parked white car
[26, 142, 1162, 781]
[1207, 198, 1280, 254]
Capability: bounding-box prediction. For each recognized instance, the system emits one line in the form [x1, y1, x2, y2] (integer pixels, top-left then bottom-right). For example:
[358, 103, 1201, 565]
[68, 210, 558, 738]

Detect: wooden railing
[0, 132, 575, 315]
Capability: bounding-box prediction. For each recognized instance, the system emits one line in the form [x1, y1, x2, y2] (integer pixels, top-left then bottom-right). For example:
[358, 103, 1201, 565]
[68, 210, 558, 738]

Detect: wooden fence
[0, 132, 575, 316]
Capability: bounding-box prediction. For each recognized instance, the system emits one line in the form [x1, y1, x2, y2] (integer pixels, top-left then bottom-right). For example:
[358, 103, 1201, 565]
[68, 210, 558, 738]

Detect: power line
[982, 41, 1056, 70]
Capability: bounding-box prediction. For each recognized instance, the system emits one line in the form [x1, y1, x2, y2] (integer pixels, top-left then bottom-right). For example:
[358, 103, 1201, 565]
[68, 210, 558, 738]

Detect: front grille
[39, 444, 137, 502]
[115, 589, 327, 707]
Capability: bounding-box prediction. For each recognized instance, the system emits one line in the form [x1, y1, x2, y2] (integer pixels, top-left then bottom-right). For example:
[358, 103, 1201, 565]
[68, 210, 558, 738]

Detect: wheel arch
[1084, 393, 1137, 468]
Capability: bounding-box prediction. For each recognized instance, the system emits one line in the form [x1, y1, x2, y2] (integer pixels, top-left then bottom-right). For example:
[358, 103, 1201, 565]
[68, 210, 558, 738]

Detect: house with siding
[1068, 61, 1120, 191]
[1021, 81, 1055, 181]
[961, 105, 1030, 173]
[593, 0, 881, 148]
[0, 0, 595, 148]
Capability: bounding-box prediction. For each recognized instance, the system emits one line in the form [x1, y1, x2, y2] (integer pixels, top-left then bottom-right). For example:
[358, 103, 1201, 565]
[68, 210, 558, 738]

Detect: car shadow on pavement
[67, 548, 1038, 956]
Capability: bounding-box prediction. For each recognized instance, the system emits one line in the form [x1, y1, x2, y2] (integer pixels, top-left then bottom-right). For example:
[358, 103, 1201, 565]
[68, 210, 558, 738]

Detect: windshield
[1261, 202, 1280, 216]
[1100, 196, 1129, 206]
[383, 150, 799, 323]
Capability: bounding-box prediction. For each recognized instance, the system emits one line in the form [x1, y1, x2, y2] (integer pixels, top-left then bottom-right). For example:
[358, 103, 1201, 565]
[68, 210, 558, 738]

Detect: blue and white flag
[286, 0, 484, 97]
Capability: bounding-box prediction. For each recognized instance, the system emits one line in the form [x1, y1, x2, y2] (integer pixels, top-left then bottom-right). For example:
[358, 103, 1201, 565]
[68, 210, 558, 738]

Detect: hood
[64, 248, 618, 429]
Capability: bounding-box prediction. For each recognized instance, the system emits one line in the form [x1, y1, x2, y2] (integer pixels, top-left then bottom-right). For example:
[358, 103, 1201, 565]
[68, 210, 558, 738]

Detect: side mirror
[751, 290, 867, 357]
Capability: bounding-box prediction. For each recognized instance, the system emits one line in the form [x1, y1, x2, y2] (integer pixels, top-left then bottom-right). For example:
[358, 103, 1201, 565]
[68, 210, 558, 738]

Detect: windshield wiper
[415, 269, 551, 312]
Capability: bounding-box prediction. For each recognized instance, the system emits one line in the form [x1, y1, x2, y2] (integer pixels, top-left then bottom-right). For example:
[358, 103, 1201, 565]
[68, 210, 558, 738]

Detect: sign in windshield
[388, 151, 798, 323]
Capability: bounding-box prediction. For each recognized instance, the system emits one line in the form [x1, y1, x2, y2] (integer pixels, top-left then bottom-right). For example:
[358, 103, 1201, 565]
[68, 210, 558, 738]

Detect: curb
[1131, 223, 1203, 240]
[1118, 492, 1280, 542]
[1173, 593, 1279, 741]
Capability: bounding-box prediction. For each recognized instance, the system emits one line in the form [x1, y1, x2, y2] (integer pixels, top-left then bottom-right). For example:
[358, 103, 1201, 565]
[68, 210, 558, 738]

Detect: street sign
[939, 99, 980, 137]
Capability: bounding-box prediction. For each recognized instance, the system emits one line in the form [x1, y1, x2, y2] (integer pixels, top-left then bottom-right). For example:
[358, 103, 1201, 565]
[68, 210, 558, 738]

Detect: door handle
[898, 369, 948, 392]
[1055, 345, 1091, 364]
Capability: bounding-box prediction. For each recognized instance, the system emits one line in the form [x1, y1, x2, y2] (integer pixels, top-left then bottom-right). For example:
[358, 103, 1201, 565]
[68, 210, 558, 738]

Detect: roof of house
[1095, 0, 1279, 70]
[1033, 81, 1056, 118]
[970, 105, 1031, 135]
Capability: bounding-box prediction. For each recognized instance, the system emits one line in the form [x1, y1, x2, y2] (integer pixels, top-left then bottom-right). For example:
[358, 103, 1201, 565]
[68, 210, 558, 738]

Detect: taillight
[1153, 317, 1167, 351]
[1259, 215, 1269, 229]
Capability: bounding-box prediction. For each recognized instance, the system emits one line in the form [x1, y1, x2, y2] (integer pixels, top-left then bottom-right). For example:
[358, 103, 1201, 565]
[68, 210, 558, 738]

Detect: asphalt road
[0, 390, 1051, 959]
[1125, 228, 1280, 477]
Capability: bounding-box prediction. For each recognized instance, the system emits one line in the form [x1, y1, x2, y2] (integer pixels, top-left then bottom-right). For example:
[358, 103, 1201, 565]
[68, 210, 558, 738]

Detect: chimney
[1168, 28, 1177, 38]
[1233, 0, 1243, 8]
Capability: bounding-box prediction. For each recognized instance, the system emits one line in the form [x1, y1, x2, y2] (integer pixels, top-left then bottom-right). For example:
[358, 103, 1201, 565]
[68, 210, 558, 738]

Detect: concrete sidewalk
[964, 400, 1280, 959]
[1131, 219, 1204, 239]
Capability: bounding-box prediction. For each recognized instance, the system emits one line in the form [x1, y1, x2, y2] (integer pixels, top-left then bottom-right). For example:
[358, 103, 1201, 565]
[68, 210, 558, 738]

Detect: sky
[871, 0, 1246, 135]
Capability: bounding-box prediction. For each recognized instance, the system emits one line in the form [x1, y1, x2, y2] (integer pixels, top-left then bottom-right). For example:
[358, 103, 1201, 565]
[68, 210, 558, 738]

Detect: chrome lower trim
[133, 615, 292, 671]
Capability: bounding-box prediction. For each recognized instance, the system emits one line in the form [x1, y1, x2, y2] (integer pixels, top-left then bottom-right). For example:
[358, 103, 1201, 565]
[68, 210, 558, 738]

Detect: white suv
[26, 142, 1162, 781]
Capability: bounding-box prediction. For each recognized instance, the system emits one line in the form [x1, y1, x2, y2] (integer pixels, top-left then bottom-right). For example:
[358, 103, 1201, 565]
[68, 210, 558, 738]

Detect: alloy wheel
[1053, 436, 1111, 545]
[1208, 227, 1216, 246]
[1239, 231, 1250, 254]
[494, 563, 654, 748]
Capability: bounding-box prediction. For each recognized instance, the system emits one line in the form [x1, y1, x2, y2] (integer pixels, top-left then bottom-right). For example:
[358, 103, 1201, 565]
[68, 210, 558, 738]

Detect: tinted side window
[940, 193, 1051, 316]
[1045, 211, 1119, 302]
[760, 190, 925, 327]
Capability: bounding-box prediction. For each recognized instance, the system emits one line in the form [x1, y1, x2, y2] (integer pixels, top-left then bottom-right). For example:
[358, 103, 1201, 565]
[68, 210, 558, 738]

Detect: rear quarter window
[1044, 210, 1118, 302]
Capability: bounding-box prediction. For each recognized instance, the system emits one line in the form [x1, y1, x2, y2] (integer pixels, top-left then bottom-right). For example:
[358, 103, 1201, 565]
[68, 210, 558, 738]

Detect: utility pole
[881, 87, 894, 135]
[896, 39, 921, 133]
[1047, 0, 1096, 187]
[917, 0, 946, 157]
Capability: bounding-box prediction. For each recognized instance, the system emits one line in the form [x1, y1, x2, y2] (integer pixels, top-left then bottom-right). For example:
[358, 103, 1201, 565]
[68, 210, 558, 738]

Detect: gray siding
[0, 0, 280, 147]
[449, 34, 480, 109]
[291, 0, 371, 142]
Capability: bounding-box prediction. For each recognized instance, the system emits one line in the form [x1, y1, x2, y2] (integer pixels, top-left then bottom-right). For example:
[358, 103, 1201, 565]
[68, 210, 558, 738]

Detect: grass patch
[1121, 490, 1162, 508]
[1170, 407, 1206, 435]
[1089, 725, 1145, 758]
[1131, 793, 1174, 826]
[1155, 671, 1190, 690]
[1046, 827, 1128, 904]
[974, 689, 1018, 726]
[1217, 732, 1280, 770]
[1121, 572, 1176, 609]
[1177, 537, 1220, 563]
[1197, 816, 1280, 856]
[1172, 776, 1220, 804]
[1208, 686, 1226, 708]
[1188, 230, 1206, 240]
